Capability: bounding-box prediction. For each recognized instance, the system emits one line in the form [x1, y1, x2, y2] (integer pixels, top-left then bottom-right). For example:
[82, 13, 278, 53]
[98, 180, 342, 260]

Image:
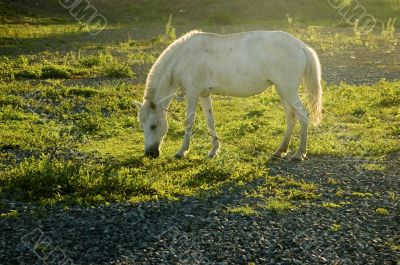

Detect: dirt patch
[320, 44, 400, 85]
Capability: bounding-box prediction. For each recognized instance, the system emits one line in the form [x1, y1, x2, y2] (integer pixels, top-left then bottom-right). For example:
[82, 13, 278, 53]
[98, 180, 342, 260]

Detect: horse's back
[198, 30, 306, 50]
[182, 30, 307, 69]
[174, 30, 309, 96]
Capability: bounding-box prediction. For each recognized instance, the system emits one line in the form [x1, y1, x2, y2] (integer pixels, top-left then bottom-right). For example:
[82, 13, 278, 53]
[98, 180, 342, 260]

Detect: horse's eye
[150, 124, 157, 130]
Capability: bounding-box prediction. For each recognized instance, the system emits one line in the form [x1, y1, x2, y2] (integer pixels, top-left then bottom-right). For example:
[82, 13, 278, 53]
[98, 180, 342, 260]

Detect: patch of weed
[375, 208, 390, 216]
[104, 62, 134, 78]
[264, 198, 295, 214]
[67, 87, 101, 97]
[351, 192, 373, 198]
[386, 242, 400, 251]
[331, 224, 341, 232]
[323, 202, 342, 208]
[226, 206, 258, 216]
[79, 55, 102, 68]
[0, 210, 19, 219]
[41, 65, 71, 79]
[328, 178, 339, 185]
[16, 65, 73, 79]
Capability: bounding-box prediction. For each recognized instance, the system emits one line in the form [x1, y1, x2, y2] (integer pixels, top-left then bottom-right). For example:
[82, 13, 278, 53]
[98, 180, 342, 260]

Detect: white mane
[144, 30, 202, 101]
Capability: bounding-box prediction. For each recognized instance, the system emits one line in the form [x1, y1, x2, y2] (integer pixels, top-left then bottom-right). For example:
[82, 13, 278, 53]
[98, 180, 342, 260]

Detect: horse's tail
[303, 46, 323, 126]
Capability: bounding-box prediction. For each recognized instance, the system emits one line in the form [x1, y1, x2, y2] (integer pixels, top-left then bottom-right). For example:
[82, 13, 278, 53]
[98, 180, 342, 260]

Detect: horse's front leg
[175, 97, 198, 158]
[200, 96, 220, 157]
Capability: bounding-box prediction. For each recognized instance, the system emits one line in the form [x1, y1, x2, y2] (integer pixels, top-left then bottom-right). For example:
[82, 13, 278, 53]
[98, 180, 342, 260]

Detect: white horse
[135, 30, 322, 161]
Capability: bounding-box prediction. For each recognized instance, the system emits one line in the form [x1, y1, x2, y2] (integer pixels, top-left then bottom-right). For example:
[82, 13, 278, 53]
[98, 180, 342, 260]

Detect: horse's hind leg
[273, 100, 296, 159]
[275, 83, 309, 161]
[175, 97, 198, 158]
[199, 96, 220, 157]
[289, 97, 309, 161]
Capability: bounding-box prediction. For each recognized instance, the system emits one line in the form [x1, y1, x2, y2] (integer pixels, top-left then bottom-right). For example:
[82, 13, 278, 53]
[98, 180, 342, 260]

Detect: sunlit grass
[0, 75, 399, 204]
[386, 241, 400, 251]
[351, 192, 374, 198]
[375, 208, 390, 216]
[0, 210, 19, 219]
[322, 202, 342, 209]
[331, 223, 341, 232]
[0, 24, 115, 39]
[0, 12, 399, 206]
[264, 198, 295, 214]
[226, 206, 259, 216]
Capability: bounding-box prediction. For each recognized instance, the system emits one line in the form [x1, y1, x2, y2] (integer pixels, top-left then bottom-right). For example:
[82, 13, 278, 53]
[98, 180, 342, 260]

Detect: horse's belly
[211, 79, 272, 97]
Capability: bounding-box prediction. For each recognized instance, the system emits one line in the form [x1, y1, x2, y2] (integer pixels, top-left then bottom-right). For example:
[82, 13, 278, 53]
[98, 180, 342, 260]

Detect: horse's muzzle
[145, 144, 160, 158]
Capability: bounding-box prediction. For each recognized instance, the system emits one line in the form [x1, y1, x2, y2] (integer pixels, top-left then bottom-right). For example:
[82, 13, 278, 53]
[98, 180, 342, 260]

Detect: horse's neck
[146, 37, 185, 109]
[154, 85, 177, 109]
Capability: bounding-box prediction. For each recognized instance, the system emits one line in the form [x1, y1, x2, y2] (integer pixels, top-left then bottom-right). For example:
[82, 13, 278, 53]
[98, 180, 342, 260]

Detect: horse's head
[136, 100, 168, 158]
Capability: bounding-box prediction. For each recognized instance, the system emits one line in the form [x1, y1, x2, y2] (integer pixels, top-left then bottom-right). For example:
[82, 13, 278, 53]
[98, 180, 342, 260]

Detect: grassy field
[2, 0, 400, 25]
[0, 0, 399, 208]
[0, 1, 399, 264]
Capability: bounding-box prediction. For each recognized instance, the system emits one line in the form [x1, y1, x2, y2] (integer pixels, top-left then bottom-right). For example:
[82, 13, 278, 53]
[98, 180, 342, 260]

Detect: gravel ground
[1, 155, 399, 265]
[320, 44, 400, 85]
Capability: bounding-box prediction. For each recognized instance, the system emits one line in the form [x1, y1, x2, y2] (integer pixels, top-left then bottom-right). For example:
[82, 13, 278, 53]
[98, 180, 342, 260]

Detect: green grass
[0, 1, 399, 206]
[386, 242, 400, 251]
[331, 223, 341, 232]
[375, 208, 390, 216]
[264, 198, 295, 214]
[0, 210, 19, 219]
[1, 0, 399, 59]
[351, 192, 374, 198]
[226, 206, 259, 216]
[322, 202, 342, 209]
[2, 0, 399, 26]
[0, 75, 398, 204]
[103, 62, 134, 78]
[1, 50, 143, 80]
[17, 65, 73, 79]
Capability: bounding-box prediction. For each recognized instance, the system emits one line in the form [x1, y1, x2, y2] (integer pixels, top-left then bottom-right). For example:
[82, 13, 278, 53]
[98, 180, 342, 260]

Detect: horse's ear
[133, 100, 142, 109]
[149, 101, 157, 111]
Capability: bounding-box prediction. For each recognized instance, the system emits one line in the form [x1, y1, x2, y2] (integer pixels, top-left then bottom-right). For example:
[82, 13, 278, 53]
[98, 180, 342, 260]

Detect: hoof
[269, 154, 286, 162]
[290, 154, 306, 162]
[175, 153, 185, 159]
[271, 150, 288, 160]
[270, 155, 282, 161]
[208, 151, 219, 158]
